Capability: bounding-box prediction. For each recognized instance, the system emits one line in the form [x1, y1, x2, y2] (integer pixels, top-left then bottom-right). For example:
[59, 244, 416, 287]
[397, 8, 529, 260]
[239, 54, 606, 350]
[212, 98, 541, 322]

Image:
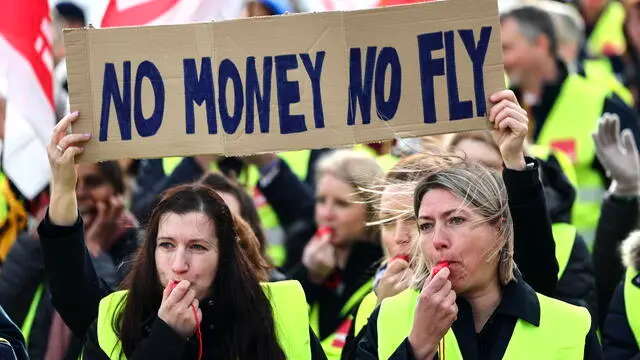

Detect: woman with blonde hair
[355, 91, 601, 359]
[288, 149, 384, 359]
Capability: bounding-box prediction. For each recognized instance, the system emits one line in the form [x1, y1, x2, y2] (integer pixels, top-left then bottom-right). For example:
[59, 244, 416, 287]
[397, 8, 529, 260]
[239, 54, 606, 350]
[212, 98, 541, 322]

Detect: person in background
[501, 5, 640, 246]
[286, 149, 383, 359]
[448, 130, 599, 325]
[356, 90, 601, 359]
[0, 160, 139, 360]
[577, 0, 627, 57]
[41, 113, 326, 359]
[591, 113, 640, 327]
[198, 172, 287, 281]
[601, 230, 640, 359]
[537, 0, 634, 106]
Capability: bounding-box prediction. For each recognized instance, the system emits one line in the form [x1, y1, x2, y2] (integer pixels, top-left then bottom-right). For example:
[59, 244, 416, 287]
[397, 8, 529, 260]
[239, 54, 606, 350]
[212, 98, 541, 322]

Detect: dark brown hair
[198, 172, 266, 253]
[115, 184, 285, 359]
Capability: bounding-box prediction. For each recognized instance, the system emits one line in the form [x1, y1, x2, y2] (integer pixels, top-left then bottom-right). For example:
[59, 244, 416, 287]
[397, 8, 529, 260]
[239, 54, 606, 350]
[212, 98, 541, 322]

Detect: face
[155, 212, 219, 300]
[315, 174, 367, 246]
[417, 188, 500, 294]
[453, 138, 503, 171]
[501, 18, 545, 87]
[379, 184, 417, 258]
[76, 164, 116, 217]
[217, 191, 241, 218]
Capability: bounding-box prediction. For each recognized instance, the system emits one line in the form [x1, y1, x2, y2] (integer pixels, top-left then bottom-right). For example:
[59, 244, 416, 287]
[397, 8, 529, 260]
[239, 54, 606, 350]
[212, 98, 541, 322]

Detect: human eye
[418, 222, 433, 232]
[157, 241, 174, 249]
[448, 216, 465, 225]
[190, 243, 208, 251]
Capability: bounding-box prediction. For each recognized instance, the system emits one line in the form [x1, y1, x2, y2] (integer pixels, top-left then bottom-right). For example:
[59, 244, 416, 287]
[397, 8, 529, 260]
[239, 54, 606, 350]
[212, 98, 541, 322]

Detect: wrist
[610, 180, 640, 197]
[408, 335, 437, 360]
[503, 154, 526, 171]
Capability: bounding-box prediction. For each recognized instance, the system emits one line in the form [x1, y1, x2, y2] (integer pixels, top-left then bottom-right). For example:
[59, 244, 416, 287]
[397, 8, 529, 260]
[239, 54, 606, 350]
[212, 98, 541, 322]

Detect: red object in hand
[168, 280, 180, 293]
[432, 261, 450, 276]
[391, 254, 410, 262]
[316, 226, 334, 238]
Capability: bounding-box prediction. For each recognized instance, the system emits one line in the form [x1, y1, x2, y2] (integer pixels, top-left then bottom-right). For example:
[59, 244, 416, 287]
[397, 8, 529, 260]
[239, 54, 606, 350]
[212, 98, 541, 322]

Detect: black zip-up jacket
[593, 193, 640, 327]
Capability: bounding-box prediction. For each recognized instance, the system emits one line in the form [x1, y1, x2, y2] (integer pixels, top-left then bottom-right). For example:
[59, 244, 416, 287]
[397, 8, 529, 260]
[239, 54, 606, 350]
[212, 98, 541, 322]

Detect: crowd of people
[1, 0, 640, 359]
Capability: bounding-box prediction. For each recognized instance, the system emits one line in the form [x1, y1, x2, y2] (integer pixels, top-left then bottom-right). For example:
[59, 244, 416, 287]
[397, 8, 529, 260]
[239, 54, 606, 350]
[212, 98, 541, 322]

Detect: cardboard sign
[64, 0, 504, 163]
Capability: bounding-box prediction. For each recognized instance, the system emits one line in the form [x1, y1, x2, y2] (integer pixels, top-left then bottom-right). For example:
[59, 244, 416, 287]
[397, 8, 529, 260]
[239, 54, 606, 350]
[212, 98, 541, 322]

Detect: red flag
[100, 0, 245, 27]
[0, 0, 54, 199]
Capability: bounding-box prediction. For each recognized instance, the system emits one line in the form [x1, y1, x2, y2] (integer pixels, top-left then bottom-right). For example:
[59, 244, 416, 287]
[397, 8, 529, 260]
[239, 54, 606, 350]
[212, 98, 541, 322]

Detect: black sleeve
[0, 233, 44, 326]
[82, 317, 186, 360]
[584, 324, 604, 360]
[602, 283, 640, 360]
[503, 157, 558, 296]
[593, 194, 639, 327]
[554, 234, 598, 327]
[310, 327, 329, 360]
[37, 211, 112, 337]
[355, 308, 417, 360]
[0, 306, 28, 360]
[257, 159, 316, 229]
[602, 97, 640, 151]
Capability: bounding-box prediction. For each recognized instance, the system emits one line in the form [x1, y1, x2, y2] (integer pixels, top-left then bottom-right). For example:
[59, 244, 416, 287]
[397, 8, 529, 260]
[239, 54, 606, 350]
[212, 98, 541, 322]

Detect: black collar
[492, 272, 540, 326]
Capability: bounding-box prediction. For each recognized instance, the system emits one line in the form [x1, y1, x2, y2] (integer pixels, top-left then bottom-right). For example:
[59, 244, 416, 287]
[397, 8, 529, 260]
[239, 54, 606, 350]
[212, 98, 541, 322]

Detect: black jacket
[593, 193, 640, 327]
[355, 274, 602, 360]
[539, 155, 598, 324]
[514, 60, 640, 186]
[601, 233, 640, 359]
[81, 296, 327, 360]
[0, 228, 137, 360]
[0, 305, 28, 360]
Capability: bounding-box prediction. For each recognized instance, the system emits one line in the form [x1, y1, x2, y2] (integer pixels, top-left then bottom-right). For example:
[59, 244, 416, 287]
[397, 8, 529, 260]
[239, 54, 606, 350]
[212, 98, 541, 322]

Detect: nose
[431, 223, 450, 251]
[394, 221, 413, 246]
[171, 248, 189, 274]
[316, 201, 336, 224]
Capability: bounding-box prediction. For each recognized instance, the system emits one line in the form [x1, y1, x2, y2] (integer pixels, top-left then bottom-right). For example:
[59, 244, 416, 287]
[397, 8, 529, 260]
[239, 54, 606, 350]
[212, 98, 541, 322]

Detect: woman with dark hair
[41, 112, 326, 360]
[199, 172, 287, 281]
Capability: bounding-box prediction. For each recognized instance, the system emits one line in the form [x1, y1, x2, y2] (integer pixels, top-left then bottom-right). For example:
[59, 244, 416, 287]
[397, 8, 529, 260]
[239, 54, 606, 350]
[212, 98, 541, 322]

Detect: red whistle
[391, 254, 410, 262]
[316, 226, 334, 239]
[432, 261, 450, 275]
[168, 280, 180, 293]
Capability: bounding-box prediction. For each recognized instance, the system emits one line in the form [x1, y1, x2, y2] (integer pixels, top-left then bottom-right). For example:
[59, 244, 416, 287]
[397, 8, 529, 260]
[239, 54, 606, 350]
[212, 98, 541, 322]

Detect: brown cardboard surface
[64, 0, 503, 163]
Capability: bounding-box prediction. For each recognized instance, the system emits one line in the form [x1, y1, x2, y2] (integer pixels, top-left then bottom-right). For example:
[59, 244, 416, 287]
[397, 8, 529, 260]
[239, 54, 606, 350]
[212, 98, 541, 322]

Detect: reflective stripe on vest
[96, 280, 311, 360]
[309, 278, 373, 360]
[588, 1, 626, 57]
[377, 288, 590, 359]
[0, 337, 17, 360]
[623, 267, 640, 347]
[584, 58, 634, 106]
[354, 291, 378, 336]
[553, 223, 577, 279]
[21, 283, 44, 346]
[536, 74, 608, 248]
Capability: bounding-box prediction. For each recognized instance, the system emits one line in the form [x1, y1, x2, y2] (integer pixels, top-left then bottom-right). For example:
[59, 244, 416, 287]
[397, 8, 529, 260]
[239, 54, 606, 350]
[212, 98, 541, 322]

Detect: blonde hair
[316, 149, 385, 228]
[410, 160, 516, 288]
